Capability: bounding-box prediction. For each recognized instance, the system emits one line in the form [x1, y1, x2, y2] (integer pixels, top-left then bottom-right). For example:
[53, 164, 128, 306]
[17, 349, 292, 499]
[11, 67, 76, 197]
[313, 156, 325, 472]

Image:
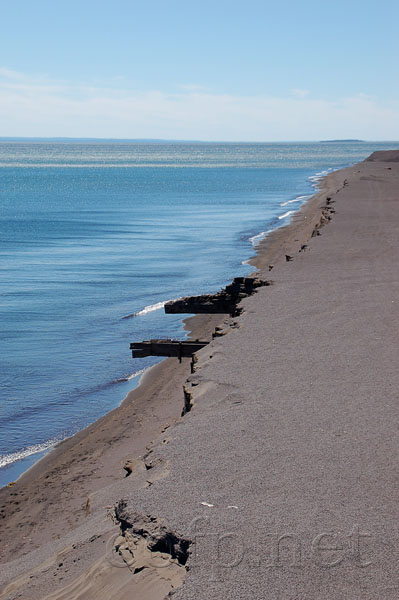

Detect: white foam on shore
[134, 301, 168, 316]
[114, 367, 149, 383]
[309, 168, 333, 184]
[280, 195, 310, 207]
[278, 210, 295, 220]
[0, 439, 57, 469]
[248, 167, 336, 254]
[248, 229, 272, 247]
[122, 299, 179, 319]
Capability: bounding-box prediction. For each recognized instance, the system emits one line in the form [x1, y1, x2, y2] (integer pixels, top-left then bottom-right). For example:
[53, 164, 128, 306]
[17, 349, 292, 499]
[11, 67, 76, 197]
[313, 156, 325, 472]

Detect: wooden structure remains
[130, 278, 269, 370]
[164, 277, 269, 317]
[130, 339, 208, 362]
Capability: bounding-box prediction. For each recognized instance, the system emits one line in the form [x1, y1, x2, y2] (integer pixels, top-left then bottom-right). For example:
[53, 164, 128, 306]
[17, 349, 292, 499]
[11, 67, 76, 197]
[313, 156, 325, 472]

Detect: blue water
[0, 140, 397, 486]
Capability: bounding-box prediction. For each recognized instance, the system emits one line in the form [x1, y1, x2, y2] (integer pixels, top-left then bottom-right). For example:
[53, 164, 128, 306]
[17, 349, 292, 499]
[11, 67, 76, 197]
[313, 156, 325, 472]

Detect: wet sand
[1, 150, 399, 599]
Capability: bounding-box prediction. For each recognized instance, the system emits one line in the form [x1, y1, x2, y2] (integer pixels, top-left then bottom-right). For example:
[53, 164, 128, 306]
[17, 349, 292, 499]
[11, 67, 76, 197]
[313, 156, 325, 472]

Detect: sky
[1, 0, 398, 141]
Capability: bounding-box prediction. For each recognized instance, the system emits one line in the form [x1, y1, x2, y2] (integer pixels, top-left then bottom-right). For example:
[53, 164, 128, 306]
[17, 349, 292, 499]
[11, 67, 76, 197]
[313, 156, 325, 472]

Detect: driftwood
[164, 277, 269, 317]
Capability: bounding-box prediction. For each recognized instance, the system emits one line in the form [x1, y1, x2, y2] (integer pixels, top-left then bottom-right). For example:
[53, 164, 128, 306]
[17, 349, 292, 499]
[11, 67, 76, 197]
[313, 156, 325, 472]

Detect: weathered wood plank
[130, 339, 209, 359]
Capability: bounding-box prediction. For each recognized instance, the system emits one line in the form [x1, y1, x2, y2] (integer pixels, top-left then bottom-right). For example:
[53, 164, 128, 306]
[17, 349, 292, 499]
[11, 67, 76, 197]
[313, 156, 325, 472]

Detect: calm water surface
[0, 140, 397, 485]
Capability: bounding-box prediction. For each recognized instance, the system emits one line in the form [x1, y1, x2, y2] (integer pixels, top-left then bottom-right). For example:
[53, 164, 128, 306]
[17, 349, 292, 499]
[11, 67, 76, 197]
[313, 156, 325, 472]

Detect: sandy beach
[1, 149, 399, 599]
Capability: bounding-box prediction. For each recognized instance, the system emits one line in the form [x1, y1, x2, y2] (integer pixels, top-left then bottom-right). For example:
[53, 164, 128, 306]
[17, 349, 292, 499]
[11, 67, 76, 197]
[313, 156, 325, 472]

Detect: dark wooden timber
[164, 277, 269, 317]
[130, 339, 209, 361]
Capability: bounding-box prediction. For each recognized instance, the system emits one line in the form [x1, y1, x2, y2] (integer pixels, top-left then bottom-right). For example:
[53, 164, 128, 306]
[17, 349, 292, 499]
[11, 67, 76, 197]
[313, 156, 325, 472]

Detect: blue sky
[1, 0, 398, 140]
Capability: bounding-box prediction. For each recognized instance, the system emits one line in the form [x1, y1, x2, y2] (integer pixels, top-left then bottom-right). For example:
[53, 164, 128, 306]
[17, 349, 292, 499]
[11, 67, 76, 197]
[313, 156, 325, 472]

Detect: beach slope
[1, 150, 399, 599]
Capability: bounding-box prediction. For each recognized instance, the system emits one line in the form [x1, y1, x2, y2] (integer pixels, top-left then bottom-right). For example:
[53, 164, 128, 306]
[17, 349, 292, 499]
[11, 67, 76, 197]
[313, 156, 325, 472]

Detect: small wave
[113, 367, 149, 383]
[0, 439, 57, 469]
[122, 300, 172, 319]
[278, 210, 295, 220]
[309, 170, 330, 183]
[248, 230, 272, 247]
[280, 195, 310, 207]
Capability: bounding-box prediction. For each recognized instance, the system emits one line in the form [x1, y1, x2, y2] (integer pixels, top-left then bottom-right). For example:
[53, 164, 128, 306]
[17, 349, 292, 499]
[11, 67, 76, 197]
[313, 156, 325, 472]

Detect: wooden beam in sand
[130, 339, 209, 360]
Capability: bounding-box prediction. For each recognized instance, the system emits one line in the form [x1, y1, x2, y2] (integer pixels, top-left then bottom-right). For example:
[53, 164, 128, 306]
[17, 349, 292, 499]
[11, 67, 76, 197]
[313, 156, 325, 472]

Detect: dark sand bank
[1, 151, 399, 599]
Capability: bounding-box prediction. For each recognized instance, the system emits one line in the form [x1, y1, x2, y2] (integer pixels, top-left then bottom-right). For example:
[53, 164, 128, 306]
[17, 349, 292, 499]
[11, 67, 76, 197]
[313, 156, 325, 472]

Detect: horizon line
[0, 137, 392, 144]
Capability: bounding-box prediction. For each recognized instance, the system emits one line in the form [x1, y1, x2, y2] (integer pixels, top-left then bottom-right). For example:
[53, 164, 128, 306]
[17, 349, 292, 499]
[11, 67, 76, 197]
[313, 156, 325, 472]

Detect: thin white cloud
[0, 69, 398, 140]
[291, 88, 310, 99]
[0, 67, 27, 80]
